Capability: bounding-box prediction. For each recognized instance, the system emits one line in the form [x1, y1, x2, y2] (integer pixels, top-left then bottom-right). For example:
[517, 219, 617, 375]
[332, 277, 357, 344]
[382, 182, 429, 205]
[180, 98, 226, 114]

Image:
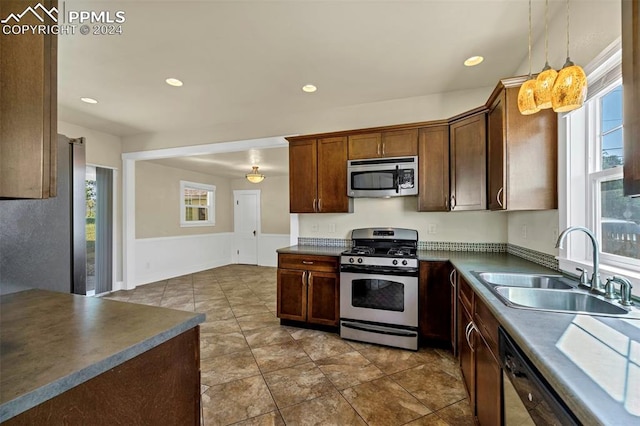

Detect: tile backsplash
[297, 237, 558, 270]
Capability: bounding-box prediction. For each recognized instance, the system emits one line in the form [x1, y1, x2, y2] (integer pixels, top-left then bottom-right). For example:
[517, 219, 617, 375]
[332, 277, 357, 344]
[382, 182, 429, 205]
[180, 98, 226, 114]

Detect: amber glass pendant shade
[534, 65, 558, 109]
[518, 78, 540, 115]
[551, 59, 587, 112]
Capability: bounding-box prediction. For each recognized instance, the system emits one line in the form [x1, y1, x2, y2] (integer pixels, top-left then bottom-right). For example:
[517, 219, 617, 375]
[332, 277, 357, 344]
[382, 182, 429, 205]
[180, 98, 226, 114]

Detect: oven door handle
[340, 265, 418, 276]
[341, 322, 418, 338]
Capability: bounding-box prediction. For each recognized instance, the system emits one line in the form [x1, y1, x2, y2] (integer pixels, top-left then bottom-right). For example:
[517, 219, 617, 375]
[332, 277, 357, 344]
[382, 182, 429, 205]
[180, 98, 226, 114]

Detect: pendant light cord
[566, 0, 570, 58]
[528, 0, 532, 76]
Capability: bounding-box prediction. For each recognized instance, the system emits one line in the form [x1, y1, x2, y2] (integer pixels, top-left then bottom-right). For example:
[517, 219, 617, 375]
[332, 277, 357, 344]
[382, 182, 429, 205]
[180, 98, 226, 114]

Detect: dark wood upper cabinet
[623, 0, 640, 196]
[348, 129, 418, 160]
[418, 126, 450, 211]
[287, 137, 353, 213]
[486, 78, 558, 210]
[0, 0, 58, 199]
[449, 112, 487, 211]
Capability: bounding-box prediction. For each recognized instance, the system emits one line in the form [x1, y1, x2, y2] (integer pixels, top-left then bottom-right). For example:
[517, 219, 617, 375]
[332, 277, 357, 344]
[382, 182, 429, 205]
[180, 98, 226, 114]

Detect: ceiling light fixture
[534, 0, 558, 109]
[245, 166, 265, 183]
[517, 0, 540, 115]
[551, 0, 587, 112]
[464, 56, 484, 67]
[165, 78, 183, 87]
[80, 97, 98, 104]
[302, 84, 317, 93]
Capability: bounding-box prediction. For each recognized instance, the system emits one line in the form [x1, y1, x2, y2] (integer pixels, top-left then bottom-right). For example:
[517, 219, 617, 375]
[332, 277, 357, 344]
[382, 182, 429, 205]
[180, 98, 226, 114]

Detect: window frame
[559, 38, 640, 296]
[179, 180, 215, 227]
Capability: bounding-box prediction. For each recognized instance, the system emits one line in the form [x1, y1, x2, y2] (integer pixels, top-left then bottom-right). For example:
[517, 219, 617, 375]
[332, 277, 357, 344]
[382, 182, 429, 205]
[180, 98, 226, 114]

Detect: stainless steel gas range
[340, 227, 419, 350]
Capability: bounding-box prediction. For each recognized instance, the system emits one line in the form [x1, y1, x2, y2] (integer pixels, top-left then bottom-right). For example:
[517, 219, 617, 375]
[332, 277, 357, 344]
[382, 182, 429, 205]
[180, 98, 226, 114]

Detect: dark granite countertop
[277, 245, 346, 256]
[0, 289, 205, 422]
[277, 246, 640, 424]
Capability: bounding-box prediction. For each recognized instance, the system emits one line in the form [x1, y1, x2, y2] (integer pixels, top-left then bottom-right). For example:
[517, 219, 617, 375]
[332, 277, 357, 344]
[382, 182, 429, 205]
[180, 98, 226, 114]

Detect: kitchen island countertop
[0, 289, 205, 422]
[277, 246, 640, 424]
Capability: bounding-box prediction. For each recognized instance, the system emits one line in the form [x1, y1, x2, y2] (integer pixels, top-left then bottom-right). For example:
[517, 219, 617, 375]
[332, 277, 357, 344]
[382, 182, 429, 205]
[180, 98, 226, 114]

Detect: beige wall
[136, 161, 233, 238]
[231, 175, 290, 235]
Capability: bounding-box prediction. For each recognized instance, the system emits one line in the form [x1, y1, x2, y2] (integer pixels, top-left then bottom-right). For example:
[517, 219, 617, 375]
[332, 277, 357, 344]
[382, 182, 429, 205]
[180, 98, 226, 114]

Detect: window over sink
[561, 39, 640, 296]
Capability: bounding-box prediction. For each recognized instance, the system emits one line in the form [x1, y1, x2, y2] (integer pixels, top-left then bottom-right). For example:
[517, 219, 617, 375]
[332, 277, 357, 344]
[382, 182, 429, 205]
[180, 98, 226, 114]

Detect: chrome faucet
[555, 226, 604, 294]
[605, 276, 634, 306]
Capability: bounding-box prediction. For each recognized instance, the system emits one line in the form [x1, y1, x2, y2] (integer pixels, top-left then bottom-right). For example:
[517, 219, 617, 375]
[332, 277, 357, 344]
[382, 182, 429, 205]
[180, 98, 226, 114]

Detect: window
[561, 40, 640, 295]
[180, 181, 215, 226]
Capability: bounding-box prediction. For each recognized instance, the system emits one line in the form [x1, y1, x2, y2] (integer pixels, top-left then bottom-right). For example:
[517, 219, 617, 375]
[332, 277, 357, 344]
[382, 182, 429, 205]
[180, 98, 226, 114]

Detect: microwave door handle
[395, 165, 400, 193]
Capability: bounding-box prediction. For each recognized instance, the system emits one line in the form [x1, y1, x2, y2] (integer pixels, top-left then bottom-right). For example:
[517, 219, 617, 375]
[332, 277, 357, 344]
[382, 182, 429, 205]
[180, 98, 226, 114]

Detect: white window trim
[558, 38, 640, 296]
[179, 180, 216, 227]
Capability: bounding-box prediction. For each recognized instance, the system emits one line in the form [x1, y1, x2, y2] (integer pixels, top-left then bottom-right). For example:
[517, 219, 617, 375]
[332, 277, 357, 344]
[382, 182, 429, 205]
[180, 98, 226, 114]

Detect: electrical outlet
[521, 225, 528, 239]
[428, 224, 437, 234]
[311, 224, 319, 232]
[328, 223, 336, 233]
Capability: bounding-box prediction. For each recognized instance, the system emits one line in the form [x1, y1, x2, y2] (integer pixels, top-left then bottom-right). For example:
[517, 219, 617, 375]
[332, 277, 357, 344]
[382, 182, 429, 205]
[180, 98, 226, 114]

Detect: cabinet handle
[445, 196, 449, 209]
[465, 322, 476, 352]
[312, 198, 317, 212]
[497, 187, 504, 208]
[450, 195, 456, 210]
[382, 142, 386, 156]
[301, 271, 307, 286]
[302, 261, 314, 265]
[318, 198, 322, 212]
[377, 142, 381, 156]
[449, 270, 456, 287]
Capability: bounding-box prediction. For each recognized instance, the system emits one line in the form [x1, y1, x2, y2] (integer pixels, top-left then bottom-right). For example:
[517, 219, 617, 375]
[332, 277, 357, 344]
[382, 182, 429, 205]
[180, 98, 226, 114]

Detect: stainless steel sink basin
[494, 287, 630, 315]
[475, 272, 574, 289]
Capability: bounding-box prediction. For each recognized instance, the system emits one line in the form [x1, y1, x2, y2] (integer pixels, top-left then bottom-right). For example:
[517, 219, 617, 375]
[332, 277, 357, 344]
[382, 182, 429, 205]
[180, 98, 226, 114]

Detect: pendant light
[245, 166, 265, 183]
[534, 0, 558, 109]
[551, 0, 587, 112]
[518, 0, 540, 115]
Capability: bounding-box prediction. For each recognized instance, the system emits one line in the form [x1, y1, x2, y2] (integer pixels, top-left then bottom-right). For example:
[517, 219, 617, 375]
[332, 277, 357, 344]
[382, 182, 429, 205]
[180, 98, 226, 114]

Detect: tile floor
[103, 265, 473, 426]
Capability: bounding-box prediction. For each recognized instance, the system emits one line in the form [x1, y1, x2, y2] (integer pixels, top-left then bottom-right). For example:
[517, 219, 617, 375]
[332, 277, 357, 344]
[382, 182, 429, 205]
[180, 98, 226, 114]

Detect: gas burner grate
[387, 246, 416, 257]
[348, 246, 375, 255]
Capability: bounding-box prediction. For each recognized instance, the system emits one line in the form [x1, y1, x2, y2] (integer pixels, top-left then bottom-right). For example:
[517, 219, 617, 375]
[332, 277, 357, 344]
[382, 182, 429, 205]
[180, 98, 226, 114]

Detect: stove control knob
[392, 259, 398, 265]
[349, 258, 355, 263]
[357, 258, 363, 264]
[402, 260, 408, 266]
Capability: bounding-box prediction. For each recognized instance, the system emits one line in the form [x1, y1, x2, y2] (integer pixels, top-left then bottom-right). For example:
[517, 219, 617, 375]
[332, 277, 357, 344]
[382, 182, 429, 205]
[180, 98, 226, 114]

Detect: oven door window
[351, 171, 396, 191]
[352, 278, 404, 312]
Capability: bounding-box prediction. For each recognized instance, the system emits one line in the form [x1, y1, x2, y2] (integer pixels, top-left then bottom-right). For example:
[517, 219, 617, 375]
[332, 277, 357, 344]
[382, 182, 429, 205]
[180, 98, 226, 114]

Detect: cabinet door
[458, 302, 475, 412]
[348, 133, 382, 159]
[381, 129, 418, 157]
[277, 268, 307, 322]
[475, 335, 502, 426]
[623, 0, 640, 196]
[0, 0, 57, 199]
[307, 271, 339, 326]
[418, 126, 450, 211]
[419, 261, 452, 343]
[450, 113, 487, 211]
[289, 140, 318, 213]
[488, 94, 506, 211]
[317, 136, 352, 213]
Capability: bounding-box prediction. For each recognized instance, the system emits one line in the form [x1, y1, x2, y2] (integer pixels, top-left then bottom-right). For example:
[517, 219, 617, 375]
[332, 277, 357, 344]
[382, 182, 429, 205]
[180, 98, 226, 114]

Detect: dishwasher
[499, 327, 580, 425]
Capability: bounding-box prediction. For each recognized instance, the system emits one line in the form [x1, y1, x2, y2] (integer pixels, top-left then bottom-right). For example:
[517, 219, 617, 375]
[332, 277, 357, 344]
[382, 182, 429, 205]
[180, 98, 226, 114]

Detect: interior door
[234, 190, 260, 264]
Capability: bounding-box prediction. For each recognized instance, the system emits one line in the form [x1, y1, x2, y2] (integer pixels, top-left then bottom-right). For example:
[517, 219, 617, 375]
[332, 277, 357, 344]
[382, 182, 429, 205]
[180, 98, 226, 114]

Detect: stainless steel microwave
[347, 156, 418, 198]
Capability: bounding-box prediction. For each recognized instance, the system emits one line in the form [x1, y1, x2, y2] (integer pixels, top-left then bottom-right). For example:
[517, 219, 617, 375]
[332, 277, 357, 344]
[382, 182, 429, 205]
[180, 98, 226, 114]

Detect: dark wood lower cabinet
[419, 261, 453, 346]
[307, 271, 340, 326]
[475, 334, 502, 426]
[458, 302, 475, 410]
[4, 327, 201, 425]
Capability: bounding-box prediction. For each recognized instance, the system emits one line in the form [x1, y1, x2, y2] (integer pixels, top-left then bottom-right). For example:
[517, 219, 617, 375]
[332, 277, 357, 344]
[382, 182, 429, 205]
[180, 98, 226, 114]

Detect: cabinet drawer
[474, 296, 499, 357]
[458, 276, 474, 314]
[278, 254, 338, 273]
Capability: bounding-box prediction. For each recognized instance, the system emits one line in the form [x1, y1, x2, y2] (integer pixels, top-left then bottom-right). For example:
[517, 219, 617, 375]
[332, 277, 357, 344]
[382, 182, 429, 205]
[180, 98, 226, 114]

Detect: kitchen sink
[494, 287, 629, 315]
[475, 272, 573, 290]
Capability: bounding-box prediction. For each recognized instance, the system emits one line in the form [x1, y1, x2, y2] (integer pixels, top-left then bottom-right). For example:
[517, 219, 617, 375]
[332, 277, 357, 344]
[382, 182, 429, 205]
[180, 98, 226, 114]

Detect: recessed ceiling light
[165, 78, 183, 87]
[80, 97, 98, 104]
[302, 84, 317, 93]
[464, 56, 484, 67]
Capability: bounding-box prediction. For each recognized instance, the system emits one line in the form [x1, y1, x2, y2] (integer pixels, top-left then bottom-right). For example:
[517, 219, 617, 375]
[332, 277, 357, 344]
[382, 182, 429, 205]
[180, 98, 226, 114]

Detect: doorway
[234, 190, 260, 265]
[86, 166, 114, 295]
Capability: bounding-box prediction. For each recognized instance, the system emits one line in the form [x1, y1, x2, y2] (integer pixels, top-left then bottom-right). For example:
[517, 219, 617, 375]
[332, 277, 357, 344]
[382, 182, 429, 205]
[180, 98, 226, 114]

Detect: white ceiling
[57, 0, 564, 178]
